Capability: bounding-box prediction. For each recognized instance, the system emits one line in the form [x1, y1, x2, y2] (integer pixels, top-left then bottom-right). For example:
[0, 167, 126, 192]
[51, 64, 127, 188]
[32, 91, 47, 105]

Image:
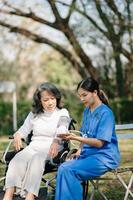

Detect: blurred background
[0, 0, 133, 135]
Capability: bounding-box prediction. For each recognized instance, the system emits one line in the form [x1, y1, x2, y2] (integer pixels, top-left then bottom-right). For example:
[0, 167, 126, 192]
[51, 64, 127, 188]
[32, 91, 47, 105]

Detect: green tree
[0, 0, 133, 97]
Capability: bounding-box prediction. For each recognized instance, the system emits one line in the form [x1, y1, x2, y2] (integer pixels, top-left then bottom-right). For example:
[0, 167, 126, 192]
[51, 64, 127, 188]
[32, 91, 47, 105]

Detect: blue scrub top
[80, 104, 121, 169]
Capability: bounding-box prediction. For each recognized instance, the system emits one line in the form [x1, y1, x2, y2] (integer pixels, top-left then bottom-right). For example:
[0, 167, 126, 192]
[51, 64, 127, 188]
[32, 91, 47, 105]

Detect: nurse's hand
[13, 132, 23, 151]
[66, 148, 81, 160]
[48, 139, 59, 158]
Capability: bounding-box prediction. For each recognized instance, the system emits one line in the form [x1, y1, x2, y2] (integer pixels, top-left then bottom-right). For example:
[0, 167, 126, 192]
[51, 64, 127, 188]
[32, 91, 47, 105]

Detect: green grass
[0, 136, 133, 199]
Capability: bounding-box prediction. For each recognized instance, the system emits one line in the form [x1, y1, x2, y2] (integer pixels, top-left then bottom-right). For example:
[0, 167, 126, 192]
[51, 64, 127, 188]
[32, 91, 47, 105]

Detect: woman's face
[78, 88, 95, 108]
[40, 90, 57, 112]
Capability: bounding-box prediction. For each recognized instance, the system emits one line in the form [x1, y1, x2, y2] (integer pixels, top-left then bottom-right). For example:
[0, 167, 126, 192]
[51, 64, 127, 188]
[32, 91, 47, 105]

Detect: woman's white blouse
[17, 108, 70, 143]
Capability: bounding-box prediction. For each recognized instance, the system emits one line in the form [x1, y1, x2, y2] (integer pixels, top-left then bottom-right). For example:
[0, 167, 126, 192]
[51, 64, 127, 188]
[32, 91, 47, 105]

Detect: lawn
[0, 136, 133, 200]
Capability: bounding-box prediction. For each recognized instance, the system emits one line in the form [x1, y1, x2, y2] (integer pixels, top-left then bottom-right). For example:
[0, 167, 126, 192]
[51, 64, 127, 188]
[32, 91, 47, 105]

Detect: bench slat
[116, 123, 133, 130]
[117, 133, 133, 139]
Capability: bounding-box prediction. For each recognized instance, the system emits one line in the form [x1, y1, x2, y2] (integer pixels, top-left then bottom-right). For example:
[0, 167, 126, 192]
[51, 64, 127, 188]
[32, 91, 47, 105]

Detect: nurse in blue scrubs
[55, 77, 121, 200]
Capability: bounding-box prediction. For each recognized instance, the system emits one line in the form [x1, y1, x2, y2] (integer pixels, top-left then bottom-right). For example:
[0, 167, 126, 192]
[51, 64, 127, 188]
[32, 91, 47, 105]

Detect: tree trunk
[115, 53, 125, 97]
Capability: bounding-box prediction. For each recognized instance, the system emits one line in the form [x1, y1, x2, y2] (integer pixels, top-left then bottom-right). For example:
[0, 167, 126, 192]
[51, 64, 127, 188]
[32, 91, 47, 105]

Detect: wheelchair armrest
[9, 136, 14, 140]
[8, 135, 26, 143]
[2, 135, 26, 164]
[4, 148, 24, 164]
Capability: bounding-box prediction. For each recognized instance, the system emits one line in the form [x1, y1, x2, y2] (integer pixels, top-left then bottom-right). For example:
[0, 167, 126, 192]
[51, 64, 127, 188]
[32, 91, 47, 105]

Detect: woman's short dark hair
[77, 77, 109, 106]
[32, 82, 62, 114]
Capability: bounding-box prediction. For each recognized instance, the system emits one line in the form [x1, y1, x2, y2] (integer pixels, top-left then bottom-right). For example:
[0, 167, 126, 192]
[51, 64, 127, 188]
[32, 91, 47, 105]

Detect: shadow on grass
[87, 183, 133, 200]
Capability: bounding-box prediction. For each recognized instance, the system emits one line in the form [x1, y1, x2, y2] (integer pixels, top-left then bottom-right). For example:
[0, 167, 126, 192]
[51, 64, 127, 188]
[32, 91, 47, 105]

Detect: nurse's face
[78, 88, 95, 108]
[40, 90, 57, 112]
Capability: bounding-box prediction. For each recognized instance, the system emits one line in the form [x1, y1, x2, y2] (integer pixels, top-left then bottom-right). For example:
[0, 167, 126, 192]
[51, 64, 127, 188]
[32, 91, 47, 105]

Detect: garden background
[0, 1, 133, 199]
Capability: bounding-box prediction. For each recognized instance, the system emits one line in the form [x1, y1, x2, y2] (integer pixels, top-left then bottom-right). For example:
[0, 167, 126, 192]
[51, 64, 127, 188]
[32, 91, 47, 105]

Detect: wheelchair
[0, 141, 70, 199]
[0, 118, 82, 200]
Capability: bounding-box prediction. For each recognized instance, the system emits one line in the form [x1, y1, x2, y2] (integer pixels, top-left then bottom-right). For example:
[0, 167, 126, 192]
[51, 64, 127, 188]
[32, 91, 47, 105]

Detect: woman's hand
[13, 132, 23, 151]
[57, 133, 77, 140]
[48, 139, 59, 158]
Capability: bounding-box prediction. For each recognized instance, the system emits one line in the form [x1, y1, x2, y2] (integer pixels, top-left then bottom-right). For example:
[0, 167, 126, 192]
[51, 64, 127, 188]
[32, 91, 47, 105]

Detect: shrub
[0, 101, 31, 135]
[0, 97, 133, 135]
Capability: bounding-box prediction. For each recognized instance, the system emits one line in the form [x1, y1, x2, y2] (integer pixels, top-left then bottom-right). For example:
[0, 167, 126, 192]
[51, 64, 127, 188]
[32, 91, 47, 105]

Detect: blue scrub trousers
[55, 156, 109, 200]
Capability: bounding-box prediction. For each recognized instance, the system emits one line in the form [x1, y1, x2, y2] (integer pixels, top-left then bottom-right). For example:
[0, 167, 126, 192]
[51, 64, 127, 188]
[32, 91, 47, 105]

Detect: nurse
[55, 77, 121, 200]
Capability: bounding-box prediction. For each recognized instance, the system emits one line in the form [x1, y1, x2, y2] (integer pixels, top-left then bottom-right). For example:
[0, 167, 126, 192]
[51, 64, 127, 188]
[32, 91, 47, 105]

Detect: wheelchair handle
[9, 136, 14, 139]
[9, 135, 25, 142]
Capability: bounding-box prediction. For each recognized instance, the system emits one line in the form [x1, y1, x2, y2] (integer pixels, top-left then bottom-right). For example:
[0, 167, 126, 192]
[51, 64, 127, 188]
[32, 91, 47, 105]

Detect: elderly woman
[3, 82, 70, 200]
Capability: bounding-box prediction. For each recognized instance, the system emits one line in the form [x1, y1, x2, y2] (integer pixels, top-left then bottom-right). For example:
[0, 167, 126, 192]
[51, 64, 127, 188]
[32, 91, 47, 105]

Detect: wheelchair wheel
[0, 187, 4, 199]
[36, 187, 48, 200]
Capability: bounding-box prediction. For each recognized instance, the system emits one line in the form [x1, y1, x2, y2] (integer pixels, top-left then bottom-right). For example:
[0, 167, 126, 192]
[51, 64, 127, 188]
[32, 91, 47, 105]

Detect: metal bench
[87, 123, 133, 200]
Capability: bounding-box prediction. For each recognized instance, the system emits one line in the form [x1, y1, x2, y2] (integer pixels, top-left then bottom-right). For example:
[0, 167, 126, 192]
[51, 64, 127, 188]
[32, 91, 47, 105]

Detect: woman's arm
[70, 135, 105, 148]
[13, 112, 34, 151]
[58, 133, 105, 148]
[13, 132, 23, 151]
[49, 113, 70, 158]
[48, 138, 60, 158]
[17, 112, 33, 139]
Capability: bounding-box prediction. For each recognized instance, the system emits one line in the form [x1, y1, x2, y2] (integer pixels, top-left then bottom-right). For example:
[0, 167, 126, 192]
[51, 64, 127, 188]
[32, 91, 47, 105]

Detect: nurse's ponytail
[98, 89, 109, 106]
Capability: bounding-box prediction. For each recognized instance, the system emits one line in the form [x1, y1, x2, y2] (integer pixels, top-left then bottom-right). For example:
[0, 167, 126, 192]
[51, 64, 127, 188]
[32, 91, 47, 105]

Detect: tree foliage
[0, 0, 133, 97]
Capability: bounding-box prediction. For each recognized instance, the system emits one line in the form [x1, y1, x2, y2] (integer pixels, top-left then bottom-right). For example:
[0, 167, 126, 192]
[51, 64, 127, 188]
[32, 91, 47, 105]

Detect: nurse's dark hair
[77, 77, 109, 106]
[32, 82, 62, 114]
